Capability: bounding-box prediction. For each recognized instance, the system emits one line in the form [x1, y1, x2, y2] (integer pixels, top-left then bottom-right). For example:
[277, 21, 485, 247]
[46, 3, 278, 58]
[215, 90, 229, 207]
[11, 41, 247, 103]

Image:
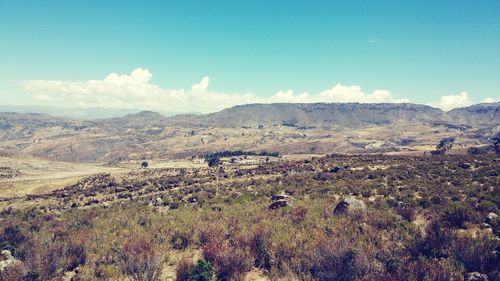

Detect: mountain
[0, 102, 498, 162]
[0, 105, 187, 119]
[447, 102, 500, 127]
[168, 103, 447, 128]
[91, 111, 170, 129]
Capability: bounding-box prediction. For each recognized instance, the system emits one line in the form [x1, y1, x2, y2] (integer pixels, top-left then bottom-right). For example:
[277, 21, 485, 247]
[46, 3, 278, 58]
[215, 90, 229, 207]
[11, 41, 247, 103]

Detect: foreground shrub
[451, 234, 499, 275]
[310, 237, 368, 281]
[442, 202, 478, 228]
[406, 257, 464, 281]
[249, 226, 272, 270]
[119, 236, 166, 281]
[200, 226, 252, 281]
[171, 231, 191, 250]
[175, 258, 191, 281]
[176, 258, 214, 281]
[189, 259, 214, 281]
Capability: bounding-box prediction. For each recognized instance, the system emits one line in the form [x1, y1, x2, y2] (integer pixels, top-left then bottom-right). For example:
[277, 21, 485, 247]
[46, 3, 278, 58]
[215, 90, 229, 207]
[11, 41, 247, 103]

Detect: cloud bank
[23, 68, 494, 113]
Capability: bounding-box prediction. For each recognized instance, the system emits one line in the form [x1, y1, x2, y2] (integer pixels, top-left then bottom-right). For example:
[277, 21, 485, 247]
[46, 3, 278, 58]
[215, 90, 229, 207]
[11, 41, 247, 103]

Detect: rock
[268, 192, 293, 209]
[359, 222, 368, 233]
[486, 212, 498, 224]
[115, 186, 127, 193]
[0, 250, 21, 272]
[102, 202, 111, 209]
[459, 162, 472, 169]
[481, 223, 491, 229]
[330, 165, 351, 173]
[271, 194, 292, 201]
[211, 205, 223, 212]
[155, 197, 163, 206]
[333, 196, 367, 216]
[466, 272, 488, 281]
[268, 200, 290, 210]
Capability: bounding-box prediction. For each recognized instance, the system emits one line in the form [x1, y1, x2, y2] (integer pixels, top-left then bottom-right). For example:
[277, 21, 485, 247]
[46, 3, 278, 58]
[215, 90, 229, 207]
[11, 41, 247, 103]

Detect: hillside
[0, 102, 498, 162]
[172, 103, 448, 128]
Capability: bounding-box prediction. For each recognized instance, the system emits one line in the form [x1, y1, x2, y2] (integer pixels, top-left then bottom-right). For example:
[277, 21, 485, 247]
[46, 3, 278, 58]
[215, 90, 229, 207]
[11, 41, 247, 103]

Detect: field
[1, 152, 498, 280]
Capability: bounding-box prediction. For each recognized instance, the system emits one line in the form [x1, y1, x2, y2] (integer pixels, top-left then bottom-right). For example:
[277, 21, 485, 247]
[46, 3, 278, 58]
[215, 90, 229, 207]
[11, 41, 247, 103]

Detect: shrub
[416, 221, 452, 258]
[442, 202, 478, 228]
[189, 259, 214, 281]
[175, 258, 191, 281]
[249, 226, 272, 270]
[287, 206, 308, 225]
[406, 257, 463, 281]
[310, 237, 367, 281]
[201, 226, 252, 281]
[66, 242, 86, 271]
[477, 200, 497, 213]
[451, 234, 499, 274]
[119, 236, 165, 281]
[396, 207, 416, 222]
[0, 263, 26, 281]
[171, 231, 190, 250]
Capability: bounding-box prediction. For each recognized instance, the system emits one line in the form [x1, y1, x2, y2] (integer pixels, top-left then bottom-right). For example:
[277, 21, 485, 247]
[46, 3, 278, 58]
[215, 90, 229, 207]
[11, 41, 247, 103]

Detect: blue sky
[1, 0, 499, 112]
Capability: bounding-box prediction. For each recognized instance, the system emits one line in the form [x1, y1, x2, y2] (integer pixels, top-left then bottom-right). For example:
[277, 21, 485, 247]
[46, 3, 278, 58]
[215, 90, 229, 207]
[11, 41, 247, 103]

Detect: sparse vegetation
[1, 153, 499, 280]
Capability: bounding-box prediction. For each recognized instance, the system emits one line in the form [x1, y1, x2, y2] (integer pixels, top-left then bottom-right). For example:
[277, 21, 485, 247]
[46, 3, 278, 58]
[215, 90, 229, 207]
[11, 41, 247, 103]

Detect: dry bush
[396, 207, 416, 222]
[451, 233, 499, 274]
[310, 236, 369, 281]
[286, 206, 308, 225]
[200, 225, 252, 281]
[0, 263, 27, 281]
[175, 257, 192, 281]
[248, 226, 272, 270]
[406, 257, 463, 281]
[119, 236, 166, 281]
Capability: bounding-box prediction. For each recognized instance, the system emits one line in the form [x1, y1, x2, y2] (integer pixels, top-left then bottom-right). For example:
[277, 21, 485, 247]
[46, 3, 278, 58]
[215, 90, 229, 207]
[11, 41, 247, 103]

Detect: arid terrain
[0, 102, 499, 281]
[1, 103, 498, 163]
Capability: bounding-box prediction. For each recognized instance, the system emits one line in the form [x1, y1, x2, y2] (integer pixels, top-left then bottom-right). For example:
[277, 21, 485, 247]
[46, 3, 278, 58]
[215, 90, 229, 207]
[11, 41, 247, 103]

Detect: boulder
[333, 196, 367, 216]
[155, 197, 163, 206]
[268, 192, 293, 210]
[271, 194, 292, 201]
[486, 212, 498, 224]
[114, 186, 127, 193]
[268, 200, 290, 210]
[0, 250, 21, 272]
[466, 272, 488, 281]
[459, 162, 472, 169]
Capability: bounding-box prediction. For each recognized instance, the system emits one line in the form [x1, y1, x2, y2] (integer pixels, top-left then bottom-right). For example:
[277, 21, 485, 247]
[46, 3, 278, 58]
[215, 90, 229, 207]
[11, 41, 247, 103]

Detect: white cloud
[427, 92, 473, 111]
[191, 76, 210, 92]
[482, 97, 499, 103]
[22, 67, 489, 113]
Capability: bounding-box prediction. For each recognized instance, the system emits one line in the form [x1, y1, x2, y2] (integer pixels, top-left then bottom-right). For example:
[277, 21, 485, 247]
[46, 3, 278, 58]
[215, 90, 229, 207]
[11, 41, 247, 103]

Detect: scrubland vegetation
[0, 154, 499, 280]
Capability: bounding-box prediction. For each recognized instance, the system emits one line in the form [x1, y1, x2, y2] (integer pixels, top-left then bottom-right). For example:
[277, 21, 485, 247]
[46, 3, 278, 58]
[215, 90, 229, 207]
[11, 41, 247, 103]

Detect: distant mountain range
[138, 102, 498, 129]
[0, 105, 189, 119]
[0, 102, 498, 162]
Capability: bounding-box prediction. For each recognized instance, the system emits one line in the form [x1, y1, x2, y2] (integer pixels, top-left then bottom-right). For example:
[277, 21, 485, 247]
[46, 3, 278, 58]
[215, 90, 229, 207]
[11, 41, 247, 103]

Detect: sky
[1, 0, 499, 113]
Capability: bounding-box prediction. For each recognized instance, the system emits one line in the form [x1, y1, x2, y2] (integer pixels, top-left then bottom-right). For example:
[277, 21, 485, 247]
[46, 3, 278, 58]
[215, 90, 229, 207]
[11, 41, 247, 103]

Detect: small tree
[207, 157, 220, 167]
[141, 161, 149, 169]
[490, 128, 500, 154]
[431, 137, 455, 155]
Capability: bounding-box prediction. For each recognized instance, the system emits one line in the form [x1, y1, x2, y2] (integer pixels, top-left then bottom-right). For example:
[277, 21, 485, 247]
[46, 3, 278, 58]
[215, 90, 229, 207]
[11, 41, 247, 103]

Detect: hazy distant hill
[448, 102, 500, 127]
[0, 105, 186, 119]
[1, 102, 498, 162]
[170, 103, 447, 128]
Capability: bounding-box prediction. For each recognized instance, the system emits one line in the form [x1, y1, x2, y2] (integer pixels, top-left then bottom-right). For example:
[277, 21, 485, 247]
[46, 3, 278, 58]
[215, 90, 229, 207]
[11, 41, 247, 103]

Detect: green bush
[189, 259, 213, 281]
[442, 202, 478, 228]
